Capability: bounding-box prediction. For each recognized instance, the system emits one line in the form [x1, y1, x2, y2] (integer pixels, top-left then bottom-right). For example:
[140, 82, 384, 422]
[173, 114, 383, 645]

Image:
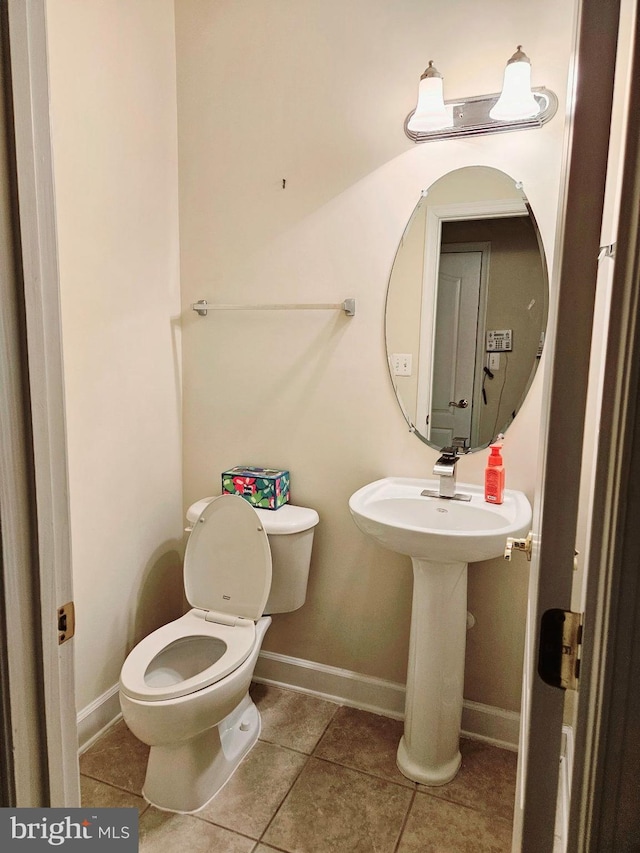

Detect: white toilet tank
[186, 499, 319, 615]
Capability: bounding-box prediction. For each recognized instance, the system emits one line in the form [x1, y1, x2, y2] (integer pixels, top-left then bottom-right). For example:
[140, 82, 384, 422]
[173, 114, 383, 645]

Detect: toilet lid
[184, 494, 272, 620]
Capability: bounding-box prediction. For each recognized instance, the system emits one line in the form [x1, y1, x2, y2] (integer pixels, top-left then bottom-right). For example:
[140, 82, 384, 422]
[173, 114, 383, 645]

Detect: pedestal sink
[349, 477, 531, 786]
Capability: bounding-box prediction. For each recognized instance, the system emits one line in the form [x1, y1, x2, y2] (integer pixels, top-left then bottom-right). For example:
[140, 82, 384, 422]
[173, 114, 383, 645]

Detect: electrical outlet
[489, 353, 500, 371]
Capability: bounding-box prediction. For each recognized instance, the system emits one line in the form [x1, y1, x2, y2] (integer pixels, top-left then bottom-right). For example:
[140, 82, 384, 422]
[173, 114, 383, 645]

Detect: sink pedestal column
[397, 558, 467, 786]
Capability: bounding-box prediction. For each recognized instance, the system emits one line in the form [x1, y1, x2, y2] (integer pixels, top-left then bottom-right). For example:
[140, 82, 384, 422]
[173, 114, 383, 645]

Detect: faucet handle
[452, 436, 469, 453]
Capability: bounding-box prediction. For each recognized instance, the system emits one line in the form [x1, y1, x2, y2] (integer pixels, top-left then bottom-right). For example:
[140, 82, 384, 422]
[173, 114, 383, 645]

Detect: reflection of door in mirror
[439, 217, 544, 447]
[427, 246, 489, 448]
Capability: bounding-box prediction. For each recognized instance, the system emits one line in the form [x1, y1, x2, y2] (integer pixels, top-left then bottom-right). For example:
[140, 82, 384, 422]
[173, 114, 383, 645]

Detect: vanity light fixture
[404, 46, 557, 143]
[490, 46, 542, 120]
[406, 61, 452, 133]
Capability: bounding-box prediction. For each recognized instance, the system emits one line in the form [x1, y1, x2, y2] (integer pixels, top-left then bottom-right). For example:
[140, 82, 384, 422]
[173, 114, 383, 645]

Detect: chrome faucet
[432, 447, 459, 498]
[422, 438, 472, 501]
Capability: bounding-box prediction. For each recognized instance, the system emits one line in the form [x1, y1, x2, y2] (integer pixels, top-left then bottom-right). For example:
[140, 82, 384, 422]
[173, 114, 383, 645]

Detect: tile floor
[79, 683, 517, 852]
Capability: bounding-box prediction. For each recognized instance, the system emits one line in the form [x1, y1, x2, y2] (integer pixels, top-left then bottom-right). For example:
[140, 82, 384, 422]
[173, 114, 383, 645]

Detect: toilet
[119, 493, 319, 813]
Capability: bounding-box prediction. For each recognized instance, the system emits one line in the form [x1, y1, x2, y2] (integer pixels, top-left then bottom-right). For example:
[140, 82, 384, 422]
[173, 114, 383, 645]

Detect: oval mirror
[385, 166, 548, 452]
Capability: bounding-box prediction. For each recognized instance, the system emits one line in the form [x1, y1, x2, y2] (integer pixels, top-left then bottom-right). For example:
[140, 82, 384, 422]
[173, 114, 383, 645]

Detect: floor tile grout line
[253, 755, 419, 853]
[308, 704, 418, 792]
[256, 751, 313, 846]
[247, 698, 342, 849]
[79, 771, 150, 806]
[254, 694, 341, 758]
[303, 753, 418, 793]
[253, 685, 341, 757]
[257, 735, 325, 758]
[188, 810, 262, 844]
[308, 700, 342, 755]
[413, 786, 516, 825]
[393, 788, 417, 853]
[250, 841, 290, 853]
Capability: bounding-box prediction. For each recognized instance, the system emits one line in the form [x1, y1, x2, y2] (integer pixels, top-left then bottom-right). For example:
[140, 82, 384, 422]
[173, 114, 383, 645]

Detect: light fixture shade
[407, 61, 452, 133]
[489, 46, 541, 121]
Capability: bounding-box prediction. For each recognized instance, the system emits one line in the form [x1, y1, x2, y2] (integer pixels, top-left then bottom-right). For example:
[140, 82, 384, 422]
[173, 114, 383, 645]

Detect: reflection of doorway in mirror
[427, 246, 489, 448]
[439, 216, 544, 445]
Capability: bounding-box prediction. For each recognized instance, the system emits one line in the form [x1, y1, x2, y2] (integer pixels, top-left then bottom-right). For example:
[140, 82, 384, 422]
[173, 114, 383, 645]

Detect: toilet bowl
[119, 493, 318, 813]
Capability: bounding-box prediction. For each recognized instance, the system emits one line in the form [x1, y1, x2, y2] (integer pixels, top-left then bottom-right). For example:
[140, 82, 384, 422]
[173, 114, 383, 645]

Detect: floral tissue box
[221, 466, 290, 510]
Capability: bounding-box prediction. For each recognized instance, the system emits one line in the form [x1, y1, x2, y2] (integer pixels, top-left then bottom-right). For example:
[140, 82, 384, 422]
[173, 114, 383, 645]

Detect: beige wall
[46, 0, 184, 711]
[176, 0, 576, 712]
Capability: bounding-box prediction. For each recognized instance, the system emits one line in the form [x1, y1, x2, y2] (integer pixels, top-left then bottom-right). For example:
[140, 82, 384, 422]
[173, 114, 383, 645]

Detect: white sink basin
[349, 477, 531, 563]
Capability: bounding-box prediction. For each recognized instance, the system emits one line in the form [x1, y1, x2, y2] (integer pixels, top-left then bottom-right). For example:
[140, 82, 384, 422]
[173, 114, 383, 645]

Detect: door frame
[0, 0, 47, 806]
[514, 0, 625, 848]
[568, 2, 640, 846]
[4, 0, 79, 806]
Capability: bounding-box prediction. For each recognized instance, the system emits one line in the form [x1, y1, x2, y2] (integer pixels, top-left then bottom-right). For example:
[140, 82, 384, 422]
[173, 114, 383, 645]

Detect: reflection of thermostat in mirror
[391, 353, 413, 376]
[486, 330, 513, 352]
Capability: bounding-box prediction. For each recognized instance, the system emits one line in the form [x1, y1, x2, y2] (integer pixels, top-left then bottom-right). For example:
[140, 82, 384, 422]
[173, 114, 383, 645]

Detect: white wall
[176, 0, 577, 712]
[46, 0, 184, 712]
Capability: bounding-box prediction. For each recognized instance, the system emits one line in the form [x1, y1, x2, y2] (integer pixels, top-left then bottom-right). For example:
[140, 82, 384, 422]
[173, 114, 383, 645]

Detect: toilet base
[142, 692, 260, 813]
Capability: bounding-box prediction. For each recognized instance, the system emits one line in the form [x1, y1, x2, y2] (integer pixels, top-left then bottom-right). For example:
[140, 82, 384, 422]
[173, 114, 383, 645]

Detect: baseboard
[254, 650, 406, 719]
[77, 684, 122, 753]
[254, 650, 521, 750]
[76, 650, 521, 753]
[460, 698, 520, 751]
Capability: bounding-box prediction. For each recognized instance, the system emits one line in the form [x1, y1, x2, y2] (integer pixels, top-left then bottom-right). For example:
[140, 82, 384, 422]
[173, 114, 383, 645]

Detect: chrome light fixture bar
[404, 46, 558, 143]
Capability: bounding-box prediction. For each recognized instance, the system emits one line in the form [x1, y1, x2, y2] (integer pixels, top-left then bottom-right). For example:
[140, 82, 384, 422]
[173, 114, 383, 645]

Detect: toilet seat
[120, 495, 272, 703]
[119, 610, 256, 701]
[185, 494, 272, 619]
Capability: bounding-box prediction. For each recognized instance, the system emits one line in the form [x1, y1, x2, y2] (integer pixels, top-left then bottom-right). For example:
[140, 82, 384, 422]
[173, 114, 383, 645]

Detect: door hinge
[538, 609, 583, 691]
[58, 601, 75, 645]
